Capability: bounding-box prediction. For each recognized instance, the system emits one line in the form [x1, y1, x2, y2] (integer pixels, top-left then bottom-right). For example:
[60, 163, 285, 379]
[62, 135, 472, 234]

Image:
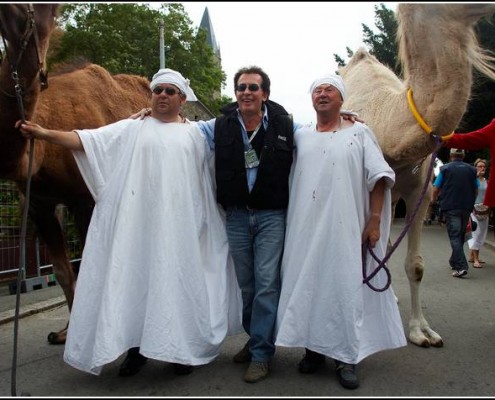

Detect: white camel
[339, 3, 495, 347]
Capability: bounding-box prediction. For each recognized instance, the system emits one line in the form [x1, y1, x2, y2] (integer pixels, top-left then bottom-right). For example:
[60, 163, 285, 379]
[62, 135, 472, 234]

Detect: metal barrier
[0, 180, 82, 286]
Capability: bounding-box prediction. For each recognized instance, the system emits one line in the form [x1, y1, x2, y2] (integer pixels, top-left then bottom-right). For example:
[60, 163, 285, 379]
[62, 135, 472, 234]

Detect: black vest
[438, 160, 477, 211]
[214, 100, 294, 210]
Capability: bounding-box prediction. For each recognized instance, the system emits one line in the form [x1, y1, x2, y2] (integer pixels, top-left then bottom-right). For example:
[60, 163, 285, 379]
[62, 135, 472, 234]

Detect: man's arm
[362, 177, 386, 248]
[15, 120, 83, 151]
[431, 171, 443, 203]
[431, 185, 441, 204]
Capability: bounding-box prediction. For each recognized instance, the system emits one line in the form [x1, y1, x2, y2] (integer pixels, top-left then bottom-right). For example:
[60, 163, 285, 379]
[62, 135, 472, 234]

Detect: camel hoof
[409, 335, 431, 348]
[47, 331, 66, 345]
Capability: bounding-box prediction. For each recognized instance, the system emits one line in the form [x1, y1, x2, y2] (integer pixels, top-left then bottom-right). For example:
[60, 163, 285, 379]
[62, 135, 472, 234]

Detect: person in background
[16, 68, 242, 377]
[432, 148, 478, 278]
[275, 73, 406, 390]
[467, 158, 490, 268]
[425, 158, 444, 225]
[444, 120, 495, 237]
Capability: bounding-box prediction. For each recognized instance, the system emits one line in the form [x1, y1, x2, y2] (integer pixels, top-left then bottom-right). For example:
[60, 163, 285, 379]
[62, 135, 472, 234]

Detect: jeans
[226, 207, 286, 362]
[444, 209, 471, 272]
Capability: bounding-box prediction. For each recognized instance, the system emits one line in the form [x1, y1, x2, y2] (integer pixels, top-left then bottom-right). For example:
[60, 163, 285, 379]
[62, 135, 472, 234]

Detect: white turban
[309, 73, 346, 102]
[150, 68, 198, 102]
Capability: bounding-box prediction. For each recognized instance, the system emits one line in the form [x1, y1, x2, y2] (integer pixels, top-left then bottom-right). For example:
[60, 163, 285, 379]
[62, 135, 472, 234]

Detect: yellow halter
[407, 88, 454, 142]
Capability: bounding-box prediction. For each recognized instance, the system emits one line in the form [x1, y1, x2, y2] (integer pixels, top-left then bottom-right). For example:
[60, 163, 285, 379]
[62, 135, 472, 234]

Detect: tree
[361, 3, 400, 77]
[333, 3, 399, 76]
[459, 15, 495, 132]
[51, 3, 231, 113]
[453, 14, 495, 164]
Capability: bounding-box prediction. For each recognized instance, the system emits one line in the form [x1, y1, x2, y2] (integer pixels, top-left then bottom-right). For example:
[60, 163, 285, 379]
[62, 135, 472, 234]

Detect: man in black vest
[204, 66, 294, 383]
[432, 148, 478, 277]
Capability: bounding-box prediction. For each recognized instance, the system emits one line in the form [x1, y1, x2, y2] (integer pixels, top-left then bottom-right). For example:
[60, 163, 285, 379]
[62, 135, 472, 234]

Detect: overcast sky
[178, 1, 399, 125]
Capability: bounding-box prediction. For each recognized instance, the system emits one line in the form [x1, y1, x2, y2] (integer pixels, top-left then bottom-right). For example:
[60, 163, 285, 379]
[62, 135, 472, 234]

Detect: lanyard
[248, 122, 262, 145]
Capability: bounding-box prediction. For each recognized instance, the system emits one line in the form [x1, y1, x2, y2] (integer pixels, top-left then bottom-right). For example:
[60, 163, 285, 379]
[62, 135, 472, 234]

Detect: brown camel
[0, 4, 151, 343]
[339, 3, 495, 347]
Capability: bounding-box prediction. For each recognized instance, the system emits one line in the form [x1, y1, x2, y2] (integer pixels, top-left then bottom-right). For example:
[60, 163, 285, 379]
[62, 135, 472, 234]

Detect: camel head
[0, 4, 60, 93]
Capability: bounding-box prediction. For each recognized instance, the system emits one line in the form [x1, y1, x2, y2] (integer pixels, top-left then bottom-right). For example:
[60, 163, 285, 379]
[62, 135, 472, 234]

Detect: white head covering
[150, 68, 198, 102]
[309, 73, 346, 102]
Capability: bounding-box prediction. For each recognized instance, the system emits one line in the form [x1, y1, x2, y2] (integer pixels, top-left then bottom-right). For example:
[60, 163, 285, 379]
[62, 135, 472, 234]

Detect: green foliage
[459, 14, 495, 133]
[333, 3, 399, 76]
[0, 181, 21, 235]
[362, 4, 400, 77]
[51, 2, 229, 113]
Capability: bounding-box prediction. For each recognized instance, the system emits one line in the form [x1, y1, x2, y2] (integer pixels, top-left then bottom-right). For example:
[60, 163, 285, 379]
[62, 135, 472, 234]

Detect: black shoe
[233, 341, 251, 363]
[335, 361, 359, 390]
[298, 348, 325, 374]
[172, 363, 194, 375]
[118, 347, 148, 377]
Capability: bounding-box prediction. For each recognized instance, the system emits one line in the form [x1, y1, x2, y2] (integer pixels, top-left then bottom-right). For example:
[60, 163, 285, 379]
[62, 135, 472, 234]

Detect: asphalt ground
[1, 220, 495, 397]
[3, 220, 494, 322]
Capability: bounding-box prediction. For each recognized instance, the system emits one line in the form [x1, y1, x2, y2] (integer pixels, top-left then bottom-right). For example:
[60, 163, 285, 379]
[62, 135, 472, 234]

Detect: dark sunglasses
[152, 86, 180, 96]
[235, 83, 261, 92]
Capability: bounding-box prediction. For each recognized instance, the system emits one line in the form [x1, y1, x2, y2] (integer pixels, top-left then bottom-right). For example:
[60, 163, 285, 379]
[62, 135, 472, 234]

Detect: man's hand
[15, 120, 47, 140]
[340, 109, 364, 123]
[129, 108, 151, 120]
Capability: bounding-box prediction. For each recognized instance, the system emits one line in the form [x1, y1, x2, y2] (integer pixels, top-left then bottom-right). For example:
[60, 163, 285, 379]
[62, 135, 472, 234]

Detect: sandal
[473, 261, 482, 268]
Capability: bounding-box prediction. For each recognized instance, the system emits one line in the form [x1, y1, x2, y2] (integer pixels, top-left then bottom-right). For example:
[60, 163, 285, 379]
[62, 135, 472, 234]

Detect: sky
[178, 1, 399, 125]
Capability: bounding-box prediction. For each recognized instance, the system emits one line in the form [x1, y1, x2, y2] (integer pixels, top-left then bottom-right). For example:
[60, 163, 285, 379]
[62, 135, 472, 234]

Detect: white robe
[275, 122, 407, 364]
[64, 118, 242, 375]
[468, 178, 489, 251]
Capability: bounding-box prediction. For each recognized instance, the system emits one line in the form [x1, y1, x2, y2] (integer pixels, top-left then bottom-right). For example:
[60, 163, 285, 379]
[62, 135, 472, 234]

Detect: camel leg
[403, 191, 443, 348]
[27, 199, 76, 345]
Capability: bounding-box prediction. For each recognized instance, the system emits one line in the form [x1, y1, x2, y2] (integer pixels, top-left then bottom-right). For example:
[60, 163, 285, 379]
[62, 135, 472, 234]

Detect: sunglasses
[235, 83, 261, 92]
[152, 86, 181, 96]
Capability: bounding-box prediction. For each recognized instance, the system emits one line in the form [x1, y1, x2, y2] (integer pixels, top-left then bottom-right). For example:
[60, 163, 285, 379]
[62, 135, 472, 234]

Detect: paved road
[1, 221, 495, 397]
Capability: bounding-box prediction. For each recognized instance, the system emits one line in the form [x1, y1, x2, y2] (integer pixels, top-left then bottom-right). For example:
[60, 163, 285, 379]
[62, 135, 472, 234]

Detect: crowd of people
[16, 63, 493, 391]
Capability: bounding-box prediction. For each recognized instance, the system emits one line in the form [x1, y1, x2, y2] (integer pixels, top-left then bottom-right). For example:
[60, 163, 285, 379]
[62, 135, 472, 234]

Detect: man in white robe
[16, 68, 242, 376]
[275, 74, 407, 390]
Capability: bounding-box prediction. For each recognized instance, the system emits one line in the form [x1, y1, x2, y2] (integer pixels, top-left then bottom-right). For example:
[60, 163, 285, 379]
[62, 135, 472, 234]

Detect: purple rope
[362, 137, 443, 292]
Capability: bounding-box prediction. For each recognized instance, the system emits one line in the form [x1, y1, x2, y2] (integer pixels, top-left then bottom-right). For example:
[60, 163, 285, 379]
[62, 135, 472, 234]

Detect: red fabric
[446, 119, 495, 207]
[466, 218, 472, 235]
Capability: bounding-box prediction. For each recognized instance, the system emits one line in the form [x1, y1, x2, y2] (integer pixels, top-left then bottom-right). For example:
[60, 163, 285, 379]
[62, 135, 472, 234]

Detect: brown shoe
[244, 361, 269, 383]
[233, 341, 251, 363]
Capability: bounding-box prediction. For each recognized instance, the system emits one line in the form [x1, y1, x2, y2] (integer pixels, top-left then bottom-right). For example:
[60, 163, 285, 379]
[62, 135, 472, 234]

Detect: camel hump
[347, 47, 377, 66]
[339, 47, 380, 77]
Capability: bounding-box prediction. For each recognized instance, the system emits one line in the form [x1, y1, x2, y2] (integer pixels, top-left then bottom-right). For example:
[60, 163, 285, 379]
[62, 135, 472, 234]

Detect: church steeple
[198, 7, 221, 100]
[199, 7, 221, 61]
